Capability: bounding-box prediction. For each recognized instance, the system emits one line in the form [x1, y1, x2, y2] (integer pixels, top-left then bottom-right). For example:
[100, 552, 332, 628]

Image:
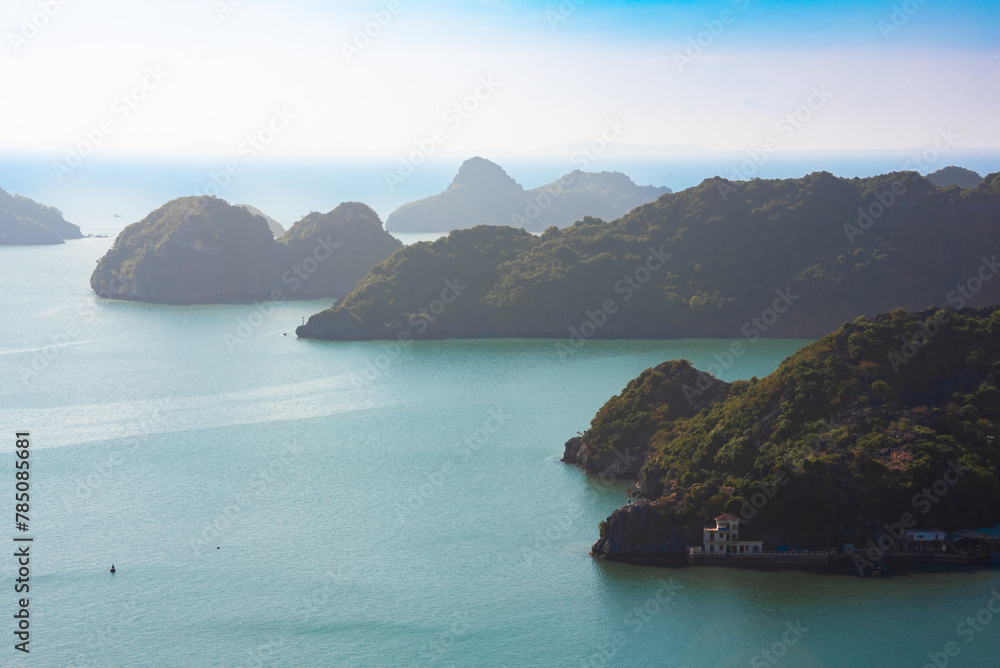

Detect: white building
[903, 530, 948, 553]
[702, 514, 764, 556]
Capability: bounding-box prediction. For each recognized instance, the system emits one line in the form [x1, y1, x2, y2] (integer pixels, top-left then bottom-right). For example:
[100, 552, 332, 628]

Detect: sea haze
[4, 149, 1000, 237]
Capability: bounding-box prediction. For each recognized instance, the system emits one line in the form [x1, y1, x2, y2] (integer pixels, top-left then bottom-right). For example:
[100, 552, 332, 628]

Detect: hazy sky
[2, 0, 998, 160]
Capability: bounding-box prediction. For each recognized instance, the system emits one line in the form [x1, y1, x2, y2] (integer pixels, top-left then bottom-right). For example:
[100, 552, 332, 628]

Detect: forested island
[298, 170, 1000, 342]
[91, 197, 401, 304]
[0, 187, 82, 245]
[567, 306, 1000, 569]
[384, 156, 670, 233]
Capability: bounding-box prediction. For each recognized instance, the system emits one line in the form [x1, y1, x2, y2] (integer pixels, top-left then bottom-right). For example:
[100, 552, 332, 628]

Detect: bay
[1, 240, 998, 666]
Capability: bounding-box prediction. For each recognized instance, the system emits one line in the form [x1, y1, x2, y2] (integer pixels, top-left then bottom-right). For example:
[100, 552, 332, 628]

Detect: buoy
[110, 564, 116, 574]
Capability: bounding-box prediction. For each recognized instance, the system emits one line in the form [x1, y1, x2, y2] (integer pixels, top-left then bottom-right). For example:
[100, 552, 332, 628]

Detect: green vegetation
[581, 307, 1000, 559]
[0, 187, 82, 245]
[299, 170, 1000, 341]
[91, 197, 401, 304]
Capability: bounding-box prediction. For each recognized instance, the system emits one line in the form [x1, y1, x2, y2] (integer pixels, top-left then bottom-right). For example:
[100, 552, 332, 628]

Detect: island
[383, 156, 671, 233]
[566, 306, 1000, 574]
[297, 169, 1000, 342]
[0, 187, 83, 245]
[926, 166, 984, 189]
[90, 197, 402, 304]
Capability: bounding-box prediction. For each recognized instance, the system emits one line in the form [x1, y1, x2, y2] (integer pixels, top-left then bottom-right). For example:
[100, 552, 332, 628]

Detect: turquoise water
[1, 240, 999, 667]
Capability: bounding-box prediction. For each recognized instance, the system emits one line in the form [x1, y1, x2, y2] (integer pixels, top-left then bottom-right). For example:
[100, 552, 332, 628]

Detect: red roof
[715, 514, 740, 522]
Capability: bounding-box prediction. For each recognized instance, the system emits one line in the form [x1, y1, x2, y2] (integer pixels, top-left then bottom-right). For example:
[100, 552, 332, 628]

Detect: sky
[1, 0, 998, 162]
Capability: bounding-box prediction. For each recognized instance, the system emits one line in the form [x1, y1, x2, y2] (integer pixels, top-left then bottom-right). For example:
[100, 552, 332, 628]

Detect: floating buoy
[110, 564, 116, 574]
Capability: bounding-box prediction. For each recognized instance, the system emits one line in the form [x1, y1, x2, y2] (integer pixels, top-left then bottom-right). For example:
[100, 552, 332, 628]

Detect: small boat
[869, 561, 888, 577]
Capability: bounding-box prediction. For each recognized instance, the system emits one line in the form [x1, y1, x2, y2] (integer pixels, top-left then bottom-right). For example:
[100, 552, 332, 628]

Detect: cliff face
[91, 198, 402, 304]
[580, 307, 1000, 562]
[383, 157, 670, 233]
[0, 188, 82, 245]
[299, 170, 1000, 342]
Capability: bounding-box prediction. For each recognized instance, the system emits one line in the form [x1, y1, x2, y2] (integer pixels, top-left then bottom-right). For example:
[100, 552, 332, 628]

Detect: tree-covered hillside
[573, 307, 1000, 561]
[299, 171, 1000, 341]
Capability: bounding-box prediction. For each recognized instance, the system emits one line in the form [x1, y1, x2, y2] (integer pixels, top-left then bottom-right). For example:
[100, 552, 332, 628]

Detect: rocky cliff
[578, 307, 1000, 563]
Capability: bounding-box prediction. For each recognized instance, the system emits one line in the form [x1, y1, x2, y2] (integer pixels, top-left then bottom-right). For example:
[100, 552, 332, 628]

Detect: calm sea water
[1, 240, 999, 667]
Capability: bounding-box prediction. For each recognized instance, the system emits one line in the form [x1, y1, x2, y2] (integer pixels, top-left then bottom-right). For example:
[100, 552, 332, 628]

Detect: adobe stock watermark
[196, 107, 294, 198]
[7, 0, 72, 52]
[223, 234, 342, 352]
[878, 0, 929, 40]
[394, 408, 508, 525]
[213, 0, 244, 20]
[672, 0, 751, 73]
[511, 117, 627, 228]
[17, 298, 99, 386]
[844, 127, 959, 243]
[241, 564, 352, 665]
[340, 0, 403, 63]
[737, 418, 845, 520]
[718, 85, 834, 196]
[887, 255, 999, 372]
[352, 277, 468, 381]
[682, 287, 799, 405]
[555, 245, 671, 357]
[423, 613, 472, 666]
[852, 460, 968, 575]
[64, 398, 171, 516]
[546, 0, 584, 29]
[384, 76, 501, 191]
[582, 579, 682, 668]
[921, 589, 1000, 668]
[519, 496, 584, 568]
[749, 621, 810, 667]
[189, 440, 303, 557]
[52, 65, 168, 181]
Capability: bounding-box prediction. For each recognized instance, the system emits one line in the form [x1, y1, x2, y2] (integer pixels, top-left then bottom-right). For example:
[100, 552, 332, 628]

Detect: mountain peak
[450, 157, 521, 190]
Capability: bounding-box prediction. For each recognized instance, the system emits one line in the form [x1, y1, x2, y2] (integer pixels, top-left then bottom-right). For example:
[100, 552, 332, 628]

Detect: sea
[2, 155, 1000, 665]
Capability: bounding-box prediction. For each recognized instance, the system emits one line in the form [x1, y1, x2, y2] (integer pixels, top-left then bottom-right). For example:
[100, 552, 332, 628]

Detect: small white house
[903, 530, 948, 553]
[702, 514, 764, 556]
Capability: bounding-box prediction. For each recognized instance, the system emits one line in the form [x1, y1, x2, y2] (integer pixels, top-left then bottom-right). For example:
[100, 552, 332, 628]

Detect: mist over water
[5, 150, 998, 237]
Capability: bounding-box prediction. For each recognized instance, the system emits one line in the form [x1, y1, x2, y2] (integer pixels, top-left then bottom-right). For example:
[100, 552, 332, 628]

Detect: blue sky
[1, 0, 997, 159]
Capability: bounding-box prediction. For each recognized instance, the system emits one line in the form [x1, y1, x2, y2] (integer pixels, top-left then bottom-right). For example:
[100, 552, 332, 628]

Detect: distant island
[926, 166, 984, 189]
[297, 170, 1000, 342]
[569, 306, 1000, 571]
[0, 187, 82, 245]
[91, 197, 401, 304]
[383, 156, 671, 233]
[235, 203, 286, 237]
